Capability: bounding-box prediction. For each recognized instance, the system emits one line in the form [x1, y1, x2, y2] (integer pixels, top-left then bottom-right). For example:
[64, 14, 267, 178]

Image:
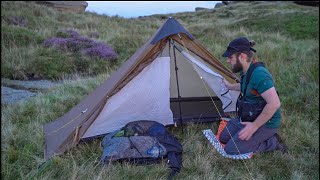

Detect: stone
[34, 1, 88, 13]
[214, 3, 225, 8]
[195, 7, 209, 11]
[294, 1, 319, 7]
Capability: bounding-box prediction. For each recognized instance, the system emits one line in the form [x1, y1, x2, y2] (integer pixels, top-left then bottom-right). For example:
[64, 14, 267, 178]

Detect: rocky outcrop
[1, 78, 62, 105]
[195, 7, 209, 11]
[294, 1, 319, 7]
[218, 1, 252, 6]
[1, 86, 37, 105]
[34, 1, 88, 13]
[214, 3, 225, 8]
[222, 1, 229, 5]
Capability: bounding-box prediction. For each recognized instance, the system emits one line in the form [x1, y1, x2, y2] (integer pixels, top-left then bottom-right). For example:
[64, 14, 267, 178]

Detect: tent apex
[151, 17, 194, 44]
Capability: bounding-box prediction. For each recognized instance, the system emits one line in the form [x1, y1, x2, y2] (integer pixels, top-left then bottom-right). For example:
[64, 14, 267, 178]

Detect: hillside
[1, 1, 319, 180]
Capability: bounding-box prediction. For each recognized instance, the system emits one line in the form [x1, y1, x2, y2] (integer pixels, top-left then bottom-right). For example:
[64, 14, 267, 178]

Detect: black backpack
[101, 120, 183, 180]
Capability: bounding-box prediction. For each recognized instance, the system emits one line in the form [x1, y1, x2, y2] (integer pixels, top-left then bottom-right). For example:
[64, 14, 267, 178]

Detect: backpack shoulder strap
[245, 62, 265, 85]
[243, 61, 265, 100]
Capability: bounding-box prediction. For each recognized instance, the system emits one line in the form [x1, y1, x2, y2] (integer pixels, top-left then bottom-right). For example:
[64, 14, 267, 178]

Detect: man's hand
[223, 79, 232, 90]
[238, 87, 281, 140]
[222, 79, 241, 91]
[239, 122, 259, 141]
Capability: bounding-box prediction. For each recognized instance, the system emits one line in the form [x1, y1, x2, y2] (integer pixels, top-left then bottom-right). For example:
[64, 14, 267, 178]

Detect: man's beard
[231, 58, 242, 73]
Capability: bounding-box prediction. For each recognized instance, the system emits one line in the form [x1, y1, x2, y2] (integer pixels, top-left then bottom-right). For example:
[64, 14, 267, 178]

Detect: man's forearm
[229, 83, 241, 91]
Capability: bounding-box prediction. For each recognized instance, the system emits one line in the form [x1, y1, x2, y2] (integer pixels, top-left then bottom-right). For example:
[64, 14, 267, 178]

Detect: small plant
[56, 29, 80, 38]
[81, 43, 118, 61]
[5, 16, 28, 27]
[88, 32, 100, 38]
[43, 37, 68, 51]
[43, 30, 118, 61]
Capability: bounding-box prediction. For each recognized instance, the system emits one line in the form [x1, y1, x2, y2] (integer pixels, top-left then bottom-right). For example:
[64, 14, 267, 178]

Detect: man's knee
[224, 144, 238, 155]
[219, 131, 229, 144]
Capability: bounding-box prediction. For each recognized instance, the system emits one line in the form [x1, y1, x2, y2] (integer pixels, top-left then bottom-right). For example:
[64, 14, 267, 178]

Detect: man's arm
[223, 79, 241, 91]
[251, 87, 281, 128]
[239, 87, 281, 140]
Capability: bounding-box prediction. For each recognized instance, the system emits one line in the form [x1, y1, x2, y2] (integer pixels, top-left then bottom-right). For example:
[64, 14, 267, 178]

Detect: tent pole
[171, 39, 184, 134]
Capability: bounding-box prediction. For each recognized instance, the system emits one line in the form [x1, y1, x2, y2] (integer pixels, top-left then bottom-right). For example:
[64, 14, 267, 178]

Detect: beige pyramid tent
[43, 17, 240, 160]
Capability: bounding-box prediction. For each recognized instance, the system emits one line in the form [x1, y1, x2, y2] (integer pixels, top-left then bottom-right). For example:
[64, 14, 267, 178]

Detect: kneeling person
[219, 37, 287, 155]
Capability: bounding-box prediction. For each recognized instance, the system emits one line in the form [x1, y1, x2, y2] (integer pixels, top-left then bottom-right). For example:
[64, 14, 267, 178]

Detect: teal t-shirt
[240, 62, 281, 128]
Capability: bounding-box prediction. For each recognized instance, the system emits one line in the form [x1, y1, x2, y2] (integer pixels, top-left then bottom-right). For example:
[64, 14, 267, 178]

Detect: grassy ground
[1, 1, 319, 179]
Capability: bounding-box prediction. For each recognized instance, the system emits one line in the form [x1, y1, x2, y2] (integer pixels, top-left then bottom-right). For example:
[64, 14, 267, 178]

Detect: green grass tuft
[1, 26, 45, 47]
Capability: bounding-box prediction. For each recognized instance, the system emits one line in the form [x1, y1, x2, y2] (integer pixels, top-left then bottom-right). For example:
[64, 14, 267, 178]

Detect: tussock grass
[2, 1, 319, 180]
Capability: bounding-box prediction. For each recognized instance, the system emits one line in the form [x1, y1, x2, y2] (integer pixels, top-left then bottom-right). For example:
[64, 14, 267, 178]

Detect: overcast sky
[86, 1, 220, 18]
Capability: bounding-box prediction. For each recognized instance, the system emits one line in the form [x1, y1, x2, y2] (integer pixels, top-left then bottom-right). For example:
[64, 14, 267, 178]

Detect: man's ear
[239, 53, 245, 62]
[240, 53, 248, 62]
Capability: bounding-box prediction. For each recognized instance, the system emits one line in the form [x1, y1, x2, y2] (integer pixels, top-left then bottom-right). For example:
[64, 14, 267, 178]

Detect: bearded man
[220, 37, 287, 154]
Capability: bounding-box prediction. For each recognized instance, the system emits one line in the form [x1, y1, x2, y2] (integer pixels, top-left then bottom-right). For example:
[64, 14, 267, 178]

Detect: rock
[5, 16, 28, 27]
[34, 1, 88, 13]
[294, 1, 319, 7]
[1, 86, 37, 105]
[1, 78, 61, 92]
[195, 7, 209, 11]
[299, 76, 308, 84]
[222, 1, 229, 6]
[228, 1, 251, 5]
[214, 3, 225, 8]
[1, 78, 62, 105]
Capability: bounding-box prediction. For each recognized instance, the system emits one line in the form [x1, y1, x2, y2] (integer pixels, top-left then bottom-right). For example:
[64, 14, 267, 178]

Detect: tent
[43, 17, 240, 160]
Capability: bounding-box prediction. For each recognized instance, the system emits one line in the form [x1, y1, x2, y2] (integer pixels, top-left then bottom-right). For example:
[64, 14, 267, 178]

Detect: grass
[2, 1, 156, 80]
[1, 1, 319, 180]
[229, 12, 319, 40]
[1, 26, 44, 47]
